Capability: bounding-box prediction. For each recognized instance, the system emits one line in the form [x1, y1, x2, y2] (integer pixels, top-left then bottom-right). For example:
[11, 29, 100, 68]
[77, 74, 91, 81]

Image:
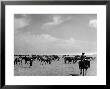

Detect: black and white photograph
[14, 14, 97, 76]
[3, 3, 107, 85]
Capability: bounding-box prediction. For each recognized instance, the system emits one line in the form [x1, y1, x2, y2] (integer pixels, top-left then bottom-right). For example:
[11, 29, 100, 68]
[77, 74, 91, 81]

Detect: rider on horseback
[79, 53, 86, 75]
[80, 53, 86, 61]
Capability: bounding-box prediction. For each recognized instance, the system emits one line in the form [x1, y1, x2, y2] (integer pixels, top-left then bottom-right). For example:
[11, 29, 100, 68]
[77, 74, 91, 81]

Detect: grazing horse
[45, 58, 51, 64]
[73, 55, 80, 63]
[22, 56, 34, 67]
[14, 57, 22, 65]
[63, 55, 80, 64]
[22, 56, 30, 64]
[64, 57, 74, 64]
[52, 55, 60, 61]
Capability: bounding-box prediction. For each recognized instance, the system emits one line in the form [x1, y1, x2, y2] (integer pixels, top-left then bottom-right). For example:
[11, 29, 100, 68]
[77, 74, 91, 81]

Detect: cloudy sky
[14, 14, 97, 55]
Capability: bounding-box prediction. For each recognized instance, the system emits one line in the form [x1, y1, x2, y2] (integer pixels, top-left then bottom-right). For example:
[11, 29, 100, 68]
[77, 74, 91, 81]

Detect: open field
[14, 55, 97, 76]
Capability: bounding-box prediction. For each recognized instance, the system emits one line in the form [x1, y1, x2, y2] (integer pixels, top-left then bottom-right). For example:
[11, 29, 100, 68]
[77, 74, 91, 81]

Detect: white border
[5, 5, 106, 85]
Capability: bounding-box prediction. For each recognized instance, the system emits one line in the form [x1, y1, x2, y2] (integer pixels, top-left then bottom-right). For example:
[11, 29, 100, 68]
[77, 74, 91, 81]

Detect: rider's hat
[82, 52, 85, 55]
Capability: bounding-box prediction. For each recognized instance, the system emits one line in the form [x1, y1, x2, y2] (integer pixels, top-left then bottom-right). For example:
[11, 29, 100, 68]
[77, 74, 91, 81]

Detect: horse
[22, 56, 34, 67]
[73, 55, 80, 63]
[14, 57, 22, 65]
[52, 55, 60, 61]
[64, 57, 74, 64]
[78, 59, 91, 76]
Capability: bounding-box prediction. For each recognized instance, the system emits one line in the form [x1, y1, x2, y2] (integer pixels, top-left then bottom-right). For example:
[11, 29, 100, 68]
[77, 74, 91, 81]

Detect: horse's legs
[49, 60, 51, 64]
[80, 69, 82, 75]
[85, 69, 87, 76]
[64, 60, 66, 64]
[25, 60, 26, 64]
[83, 69, 87, 76]
[14, 60, 16, 65]
[85, 68, 88, 76]
[68, 60, 69, 64]
[15, 61, 17, 65]
[21, 60, 22, 65]
[83, 69, 85, 76]
[25, 60, 28, 64]
[30, 61, 32, 66]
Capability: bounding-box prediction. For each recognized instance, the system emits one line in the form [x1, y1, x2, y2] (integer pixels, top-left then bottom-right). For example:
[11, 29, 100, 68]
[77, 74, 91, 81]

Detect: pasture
[14, 55, 97, 76]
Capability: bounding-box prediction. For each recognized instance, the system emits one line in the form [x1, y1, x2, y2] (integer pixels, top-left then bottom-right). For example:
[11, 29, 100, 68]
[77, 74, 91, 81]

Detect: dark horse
[64, 55, 80, 64]
[78, 53, 92, 76]
[79, 59, 90, 76]
[64, 57, 73, 64]
[14, 57, 22, 65]
[22, 56, 34, 67]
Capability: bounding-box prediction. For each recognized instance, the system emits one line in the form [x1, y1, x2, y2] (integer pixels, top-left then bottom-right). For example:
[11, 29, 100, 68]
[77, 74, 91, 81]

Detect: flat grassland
[14, 55, 97, 76]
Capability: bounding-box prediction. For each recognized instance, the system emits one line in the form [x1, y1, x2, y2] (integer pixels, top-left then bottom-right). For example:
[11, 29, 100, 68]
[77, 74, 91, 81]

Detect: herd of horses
[14, 55, 60, 66]
[14, 54, 96, 76]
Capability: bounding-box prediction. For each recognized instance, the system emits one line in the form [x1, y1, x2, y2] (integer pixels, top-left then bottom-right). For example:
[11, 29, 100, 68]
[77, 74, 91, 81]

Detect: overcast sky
[14, 14, 97, 55]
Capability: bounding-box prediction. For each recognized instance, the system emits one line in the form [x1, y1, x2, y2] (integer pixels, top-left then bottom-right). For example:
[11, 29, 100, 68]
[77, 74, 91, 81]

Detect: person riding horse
[79, 53, 88, 75]
[80, 53, 86, 61]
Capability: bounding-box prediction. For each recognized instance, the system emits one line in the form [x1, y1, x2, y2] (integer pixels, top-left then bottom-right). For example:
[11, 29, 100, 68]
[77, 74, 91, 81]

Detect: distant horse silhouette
[64, 57, 73, 64]
[14, 57, 22, 65]
[64, 55, 80, 64]
[22, 56, 34, 67]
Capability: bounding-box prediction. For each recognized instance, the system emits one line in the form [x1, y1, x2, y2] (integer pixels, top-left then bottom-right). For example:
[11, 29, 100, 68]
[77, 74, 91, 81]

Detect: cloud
[15, 33, 58, 45]
[15, 18, 29, 29]
[65, 38, 75, 43]
[38, 34, 58, 42]
[14, 16, 30, 33]
[15, 32, 96, 55]
[86, 52, 97, 55]
[57, 37, 75, 47]
[42, 15, 71, 29]
[14, 33, 76, 54]
[45, 15, 62, 26]
[89, 19, 97, 29]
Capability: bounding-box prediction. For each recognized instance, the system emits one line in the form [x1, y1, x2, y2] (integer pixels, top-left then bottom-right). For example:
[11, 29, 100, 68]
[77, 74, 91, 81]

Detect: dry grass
[14, 56, 97, 76]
